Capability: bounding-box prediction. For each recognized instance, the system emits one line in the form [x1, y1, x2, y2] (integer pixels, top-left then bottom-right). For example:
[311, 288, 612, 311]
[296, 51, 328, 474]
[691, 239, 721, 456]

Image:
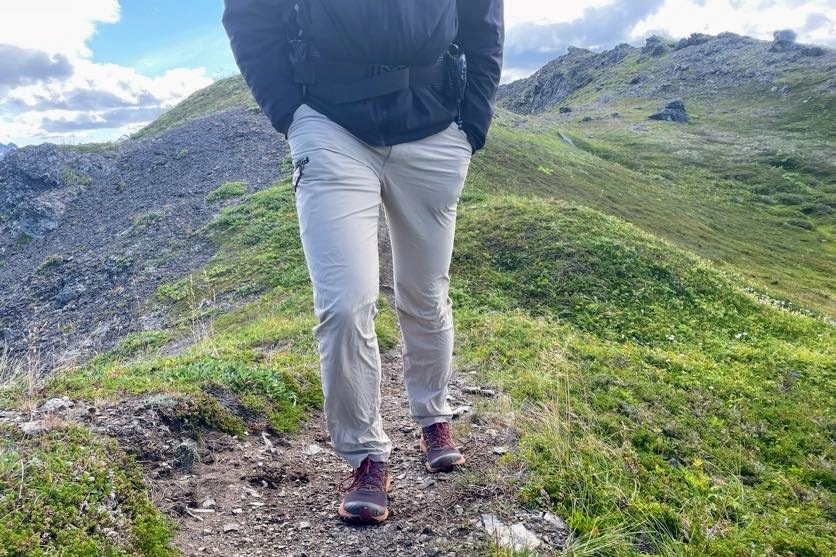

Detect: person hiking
[222, 0, 504, 523]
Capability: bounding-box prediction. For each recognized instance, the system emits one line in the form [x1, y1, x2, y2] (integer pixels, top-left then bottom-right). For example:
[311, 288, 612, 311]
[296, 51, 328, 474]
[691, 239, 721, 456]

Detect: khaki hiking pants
[287, 104, 472, 468]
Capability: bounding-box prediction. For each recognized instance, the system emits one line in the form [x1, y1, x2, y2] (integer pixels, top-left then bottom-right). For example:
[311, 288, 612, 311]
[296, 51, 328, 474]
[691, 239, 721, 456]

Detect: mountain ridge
[497, 31, 834, 115]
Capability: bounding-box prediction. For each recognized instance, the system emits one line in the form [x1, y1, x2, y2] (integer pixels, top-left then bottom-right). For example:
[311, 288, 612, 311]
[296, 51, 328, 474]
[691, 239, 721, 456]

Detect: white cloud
[505, 0, 616, 27]
[631, 0, 836, 46]
[502, 0, 836, 81]
[0, 0, 119, 57]
[0, 0, 212, 145]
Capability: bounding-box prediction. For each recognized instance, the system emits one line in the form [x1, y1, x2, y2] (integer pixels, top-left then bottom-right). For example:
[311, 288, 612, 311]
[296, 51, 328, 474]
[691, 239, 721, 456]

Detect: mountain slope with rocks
[1, 30, 834, 557]
[0, 109, 286, 368]
[497, 31, 834, 115]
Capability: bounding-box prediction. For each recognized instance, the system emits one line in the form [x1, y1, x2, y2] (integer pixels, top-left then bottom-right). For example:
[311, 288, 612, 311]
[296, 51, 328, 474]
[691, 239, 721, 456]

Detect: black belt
[294, 57, 445, 104]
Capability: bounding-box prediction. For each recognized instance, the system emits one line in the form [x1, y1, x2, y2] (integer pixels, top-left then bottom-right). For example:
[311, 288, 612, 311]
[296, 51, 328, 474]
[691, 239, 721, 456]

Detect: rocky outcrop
[649, 99, 690, 122]
[676, 33, 713, 50]
[643, 36, 671, 56]
[771, 29, 797, 52]
[498, 32, 834, 116]
[496, 43, 633, 114]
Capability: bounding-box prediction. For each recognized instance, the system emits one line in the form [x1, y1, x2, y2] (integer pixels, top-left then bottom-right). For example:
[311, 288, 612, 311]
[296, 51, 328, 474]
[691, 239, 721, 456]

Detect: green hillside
[4, 37, 835, 557]
[135, 57, 835, 318]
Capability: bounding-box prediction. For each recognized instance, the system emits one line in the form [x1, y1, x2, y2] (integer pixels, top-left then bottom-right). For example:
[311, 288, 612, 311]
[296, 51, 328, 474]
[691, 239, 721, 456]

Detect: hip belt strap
[296, 57, 445, 104]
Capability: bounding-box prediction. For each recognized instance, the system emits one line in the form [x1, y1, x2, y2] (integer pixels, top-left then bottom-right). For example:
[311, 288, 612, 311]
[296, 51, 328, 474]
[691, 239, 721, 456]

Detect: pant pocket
[291, 155, 310, 194]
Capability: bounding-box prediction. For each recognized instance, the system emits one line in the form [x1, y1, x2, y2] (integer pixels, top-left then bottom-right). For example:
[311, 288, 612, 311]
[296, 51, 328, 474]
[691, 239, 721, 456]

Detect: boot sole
[338, 503, 390, 523]
[420, 437, 466, 473]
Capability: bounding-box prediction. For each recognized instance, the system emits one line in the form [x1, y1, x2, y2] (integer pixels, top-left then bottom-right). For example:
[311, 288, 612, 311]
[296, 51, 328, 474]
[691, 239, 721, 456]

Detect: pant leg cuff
[415, 416, 453, 429]
[342, 450, 391, 469]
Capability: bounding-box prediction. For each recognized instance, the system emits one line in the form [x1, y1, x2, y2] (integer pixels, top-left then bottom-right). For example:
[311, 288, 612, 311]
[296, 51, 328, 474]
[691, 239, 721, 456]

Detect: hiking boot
[420, 421, 466, 473]
[337, 457, 391, 522]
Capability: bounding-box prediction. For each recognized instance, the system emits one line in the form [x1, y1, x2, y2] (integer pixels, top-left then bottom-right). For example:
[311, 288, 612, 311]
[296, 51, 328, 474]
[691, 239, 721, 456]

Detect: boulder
[643, 35, 670, 56]
[566, 46, 592, 57]
[770, 29, 797, 52]
[676, 33, 713, 50]
[649, 100, 690, 123]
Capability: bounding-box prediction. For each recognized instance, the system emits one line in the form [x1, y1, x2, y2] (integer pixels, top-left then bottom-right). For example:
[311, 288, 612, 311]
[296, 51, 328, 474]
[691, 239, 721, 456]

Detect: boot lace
[338, 458, 386, 494]
[424, 421, 454, 449]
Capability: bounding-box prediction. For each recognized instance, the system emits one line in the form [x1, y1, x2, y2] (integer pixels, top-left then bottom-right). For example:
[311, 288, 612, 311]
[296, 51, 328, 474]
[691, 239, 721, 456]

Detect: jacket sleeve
[456, 0, 504, 152]
[222, 0, 302, 135]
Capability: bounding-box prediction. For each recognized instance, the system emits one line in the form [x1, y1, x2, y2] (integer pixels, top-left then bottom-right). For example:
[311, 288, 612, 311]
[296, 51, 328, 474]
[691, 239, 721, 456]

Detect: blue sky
[1, 0, 834, 146]
[88, 1, 236, 78]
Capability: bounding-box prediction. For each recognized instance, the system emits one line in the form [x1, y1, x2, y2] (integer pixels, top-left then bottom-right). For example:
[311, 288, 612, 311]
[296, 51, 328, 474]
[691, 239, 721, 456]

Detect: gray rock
[451, 405, 472, 418]
[302, 443, 323, 456]
[801, 46, 825, 57]
[55, 284, 86, 307]
[20, 421, 46, 435]
[676, 33, 712, 50]
[222, 522, 241, 533]
[642, 35, 670, 56]
[0, 142, 17, 158]
[558, 131, 574, 146]
[173, 440, 197, 470]
[771, 29, 797, 52]
[481, 514, 542, 552]
[41, 396, 74, 412]
[542, 512, 569, 531]
[649, 99, 690, 123]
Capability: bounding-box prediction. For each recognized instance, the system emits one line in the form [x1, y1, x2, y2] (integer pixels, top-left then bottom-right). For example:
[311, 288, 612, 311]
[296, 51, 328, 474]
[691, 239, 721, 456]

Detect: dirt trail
[164, 349, 541, 556]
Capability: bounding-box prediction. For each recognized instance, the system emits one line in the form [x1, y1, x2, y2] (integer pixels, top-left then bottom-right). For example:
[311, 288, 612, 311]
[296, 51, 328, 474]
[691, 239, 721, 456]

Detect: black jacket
[222, 0, 504, 152]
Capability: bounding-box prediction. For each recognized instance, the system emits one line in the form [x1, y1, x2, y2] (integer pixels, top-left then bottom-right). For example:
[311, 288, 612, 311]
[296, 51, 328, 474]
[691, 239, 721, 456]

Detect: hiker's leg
[288, 105, 391, 469]
[381, 122, 472, 427]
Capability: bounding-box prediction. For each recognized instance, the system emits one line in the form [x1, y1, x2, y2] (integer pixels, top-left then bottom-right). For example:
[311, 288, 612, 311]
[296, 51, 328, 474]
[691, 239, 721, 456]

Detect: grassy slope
[453, 194, 834, 555]
[137, 63, 835, 317]
[3, 52, 834, 556]
[480, 51, 835, 316]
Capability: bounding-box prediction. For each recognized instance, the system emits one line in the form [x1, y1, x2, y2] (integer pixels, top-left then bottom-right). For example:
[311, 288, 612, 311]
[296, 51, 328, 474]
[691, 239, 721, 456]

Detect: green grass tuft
[132, 211, 163, 231]
[0, 424, 178, 557]
[36, 254, 65, 273]
[206, 181, 248, 203]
